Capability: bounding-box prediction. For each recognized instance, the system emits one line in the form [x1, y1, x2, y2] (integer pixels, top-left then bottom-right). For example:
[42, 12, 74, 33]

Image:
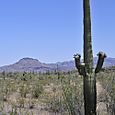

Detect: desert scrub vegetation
[0, 69, 114, 115]
[97, 69, 115, 115]
[0, 71, 84, 115]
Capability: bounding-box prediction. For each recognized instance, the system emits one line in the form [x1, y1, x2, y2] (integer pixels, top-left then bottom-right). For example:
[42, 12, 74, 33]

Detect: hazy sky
[0, 0, 115, 66]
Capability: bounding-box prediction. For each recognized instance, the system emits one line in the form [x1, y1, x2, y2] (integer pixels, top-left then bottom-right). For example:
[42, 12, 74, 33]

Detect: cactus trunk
[83, 0, 93, 73]
[83, 0, 96, 114]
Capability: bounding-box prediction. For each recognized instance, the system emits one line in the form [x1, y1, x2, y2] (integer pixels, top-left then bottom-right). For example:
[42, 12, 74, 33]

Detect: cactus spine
[74, 0, 106, 115]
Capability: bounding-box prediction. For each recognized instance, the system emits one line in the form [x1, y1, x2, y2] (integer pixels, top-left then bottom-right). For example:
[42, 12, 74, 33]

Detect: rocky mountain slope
[0, 57, 115, 72]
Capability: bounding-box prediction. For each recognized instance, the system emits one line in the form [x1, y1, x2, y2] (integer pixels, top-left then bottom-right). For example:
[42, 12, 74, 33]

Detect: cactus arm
[73, 54, 81, 71]
[74, 54, 86, 75]
[95, 52, 107, 73]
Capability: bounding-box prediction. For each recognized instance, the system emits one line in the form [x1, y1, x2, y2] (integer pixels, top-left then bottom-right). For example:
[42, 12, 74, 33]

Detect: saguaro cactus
[74, 0, 106, 115]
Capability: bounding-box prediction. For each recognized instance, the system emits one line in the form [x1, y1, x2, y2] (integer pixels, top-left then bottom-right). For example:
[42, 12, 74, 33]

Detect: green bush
[32, 83, 43, 98]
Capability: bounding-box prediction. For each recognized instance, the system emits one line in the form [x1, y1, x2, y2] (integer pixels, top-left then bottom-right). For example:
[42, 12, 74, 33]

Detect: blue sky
[0, 0, 115, 66]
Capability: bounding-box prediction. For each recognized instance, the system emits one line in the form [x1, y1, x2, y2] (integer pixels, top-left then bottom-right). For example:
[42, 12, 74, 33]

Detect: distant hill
[0, 57, 115, 73]
[0, 58, 75, 72]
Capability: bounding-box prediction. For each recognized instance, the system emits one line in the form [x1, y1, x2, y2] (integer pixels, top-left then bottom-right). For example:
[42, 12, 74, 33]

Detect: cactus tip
[97, 52, 107, 58]
[73, 54, 81, 59]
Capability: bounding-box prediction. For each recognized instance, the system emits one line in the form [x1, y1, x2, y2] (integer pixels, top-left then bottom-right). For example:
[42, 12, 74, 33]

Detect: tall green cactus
[74, 0, 106, 115]
[83, 0, 93, 74]
[83, 0, 96, 114]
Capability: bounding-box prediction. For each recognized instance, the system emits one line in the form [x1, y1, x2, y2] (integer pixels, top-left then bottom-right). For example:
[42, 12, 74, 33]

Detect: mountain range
[0, 57, 115, 73]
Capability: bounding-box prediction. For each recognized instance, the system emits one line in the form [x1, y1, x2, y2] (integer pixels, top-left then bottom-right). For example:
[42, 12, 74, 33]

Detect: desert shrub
[46, 95, 66, 114]
[62, 81, 84, 115]
[46, 73, 84, 115]
[9, 105, 18, 115]
[32, 82, 43, 98]
[17, 97, 25, 108]
[97, 71, 115, 114]
[19, 82, 29, 98]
